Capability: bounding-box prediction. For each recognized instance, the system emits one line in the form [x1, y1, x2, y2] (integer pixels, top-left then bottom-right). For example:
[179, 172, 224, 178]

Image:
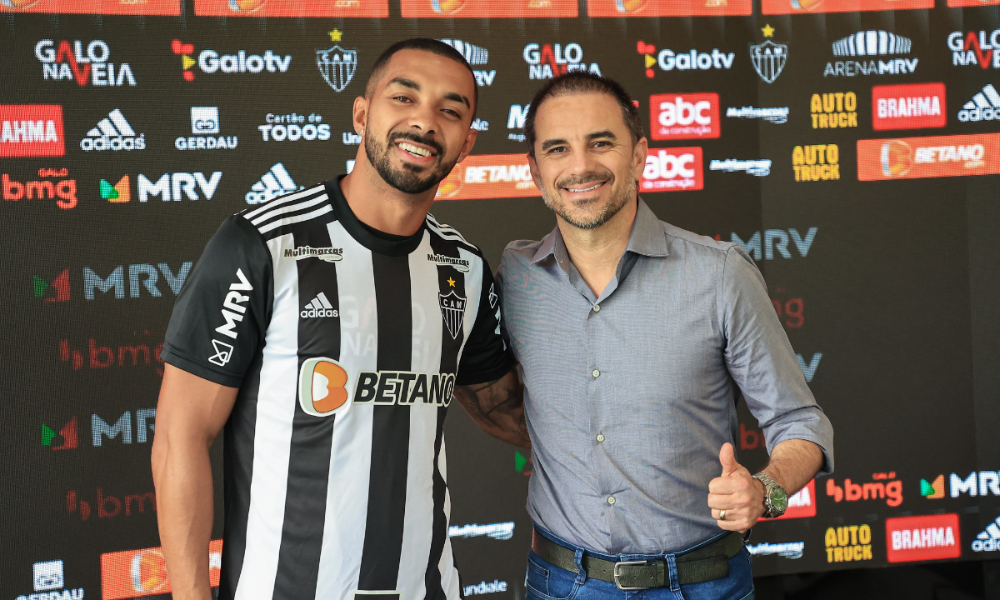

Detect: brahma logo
[825, 524, 873, 564]
[824, 30, 917, 77]
[434, 154, 539, 201]
[299, 357, 352, 417]
[101, 540, 222, 599]
[641, 147, 704, 192]
[948, 31, 1000, 69]
[886, 514, 961, 563]
[3, 168, 77, 209]
[587, 0, 751, 16]
[1, 105, 64, 157]
[172, 39, 291, 81]
[857, 133, 1000, 181]
[523, 43, 601, 79]
[638, 41, 734, 79]
[810, 92, 857, 129]
[192, 0, 387, 16]
[825, 472, 902, 506]
[762, 0, 931, 14]
[400, 0, 577, 18]
[761, 479, 816, 520]
[35, 39, 136, 86]
[872, 83, 946, 130]
[792, 144, 840, 182]
[650, 94, 720, 140]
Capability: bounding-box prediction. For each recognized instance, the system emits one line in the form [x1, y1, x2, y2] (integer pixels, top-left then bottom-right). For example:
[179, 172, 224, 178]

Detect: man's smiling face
[363, 49, 477, 195]
[528, 92, 647, 230]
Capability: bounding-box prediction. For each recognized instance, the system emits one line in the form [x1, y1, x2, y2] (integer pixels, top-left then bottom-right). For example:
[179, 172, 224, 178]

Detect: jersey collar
[326, 176, 426, 257]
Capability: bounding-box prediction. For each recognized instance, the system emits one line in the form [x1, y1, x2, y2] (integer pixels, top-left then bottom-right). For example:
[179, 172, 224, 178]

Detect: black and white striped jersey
[161, 177, 512, 600]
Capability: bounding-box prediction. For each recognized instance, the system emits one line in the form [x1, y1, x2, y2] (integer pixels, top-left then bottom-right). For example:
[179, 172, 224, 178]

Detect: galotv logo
[641, 147, 704, 192]
[650, 93, 720, 140]
[637, 41, 734, 78]
[172, 39, 291, 81]
[886, 514, 961, 563]
[1, 105, 64, 157]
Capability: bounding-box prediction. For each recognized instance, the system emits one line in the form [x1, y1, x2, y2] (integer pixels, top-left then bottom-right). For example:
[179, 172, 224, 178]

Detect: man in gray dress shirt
[495, 73, 834, 599]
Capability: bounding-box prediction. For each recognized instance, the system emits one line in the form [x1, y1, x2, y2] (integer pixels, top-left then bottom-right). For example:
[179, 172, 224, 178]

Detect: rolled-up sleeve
[718, 245, 835, 475]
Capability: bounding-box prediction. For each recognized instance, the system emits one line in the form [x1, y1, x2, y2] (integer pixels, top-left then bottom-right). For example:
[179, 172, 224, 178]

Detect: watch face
[771, 486, 788, 513]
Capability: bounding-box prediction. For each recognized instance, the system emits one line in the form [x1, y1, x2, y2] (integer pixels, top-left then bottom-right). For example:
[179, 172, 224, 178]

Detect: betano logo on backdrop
[35, 39, 136, 86]
[762, 0, 930, 14]
[872, 83, 946, 130]
[172, 39, 291, 81]
[0, 104, 64, 157]
[193, 0, 387, 16]
[857, 132, 1000, 181]
[523, 43, 601, 79]
[650, 93, 720, 140]
[400, 0, 577, 18]
[587, 0, 751, 17]
[1, 0, 179, 14]
[101, 540, 222, 600]
[886, 514, 961, 563]
[435, 154, 539, 200]
[3, 168, 76, 209]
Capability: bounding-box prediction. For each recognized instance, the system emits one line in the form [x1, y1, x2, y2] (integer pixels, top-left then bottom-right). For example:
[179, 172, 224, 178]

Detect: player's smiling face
[529, 92, 647, 230]
[363, 49, 478, 195]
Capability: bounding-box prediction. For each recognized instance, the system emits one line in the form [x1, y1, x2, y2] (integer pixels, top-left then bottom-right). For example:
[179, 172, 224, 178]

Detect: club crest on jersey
[427, 253, 470, 272]
[298, 357, 352, 418]
[438, 291, 467, 339]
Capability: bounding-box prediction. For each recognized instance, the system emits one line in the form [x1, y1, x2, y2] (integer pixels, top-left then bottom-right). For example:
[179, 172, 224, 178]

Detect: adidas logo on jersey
[972, 515, 1000, 552]
[80, 109, 145, 152]
[301, 292, 339, 318]
[246, 162, 301, 205]
[958, 84, 1000, 123]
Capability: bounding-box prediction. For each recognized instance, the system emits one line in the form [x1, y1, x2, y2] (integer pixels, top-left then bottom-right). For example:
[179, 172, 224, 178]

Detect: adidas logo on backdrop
[958, 84, 1000, 123]
[245, 163, 301, 205]
[301, 293, 339, 318]
[80, 109, 145, 152]
[973, 515, 1000, 552]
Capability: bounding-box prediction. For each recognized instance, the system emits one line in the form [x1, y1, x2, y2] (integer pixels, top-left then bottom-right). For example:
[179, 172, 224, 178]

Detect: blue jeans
[524, 528, 754, 600]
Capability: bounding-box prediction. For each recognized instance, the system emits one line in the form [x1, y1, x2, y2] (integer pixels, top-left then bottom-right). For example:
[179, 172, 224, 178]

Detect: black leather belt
[531, 529, 744, 590]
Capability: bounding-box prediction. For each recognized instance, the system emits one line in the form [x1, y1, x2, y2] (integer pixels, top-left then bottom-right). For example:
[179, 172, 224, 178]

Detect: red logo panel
[434, 154, 539, 201]
[587, 0, 750, 17]
[858, 133, 1000, 181]
[872, 83, 947, 131]
[0, 0, 180, 14]
[0, 105, 64, 157]
[762, 0, 931, 14]
[401, 0, 577, 17]
[641, 147, 704, 192]
[101, 540, 223, 599]
[886, 514, 961, 563]
[194, 0, 387, 17]
[650, 93, 720, 141]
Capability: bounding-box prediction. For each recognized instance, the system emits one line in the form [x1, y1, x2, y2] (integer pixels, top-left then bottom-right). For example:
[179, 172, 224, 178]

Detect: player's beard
[538, 168, 637, 230]
[365, 128, 457, 195]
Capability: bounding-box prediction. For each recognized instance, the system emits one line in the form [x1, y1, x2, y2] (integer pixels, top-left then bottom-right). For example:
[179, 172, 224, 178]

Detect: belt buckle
[613, 560, 653, 591]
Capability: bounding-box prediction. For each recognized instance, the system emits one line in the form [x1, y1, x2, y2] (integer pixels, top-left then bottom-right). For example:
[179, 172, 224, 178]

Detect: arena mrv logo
[825, 30, 917, 76]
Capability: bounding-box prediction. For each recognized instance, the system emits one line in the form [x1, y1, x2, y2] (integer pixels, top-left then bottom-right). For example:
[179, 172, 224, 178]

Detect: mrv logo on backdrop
[523, 43, 601, 79]
[99, 172, 222, 202]
[825, 30, 917, 77]
[35, 39, 136, 86]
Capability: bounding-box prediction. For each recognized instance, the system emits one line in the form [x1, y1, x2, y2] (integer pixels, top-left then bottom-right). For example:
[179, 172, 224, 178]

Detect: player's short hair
[365, 38, 478, 116]
[523, 72, 643, 156]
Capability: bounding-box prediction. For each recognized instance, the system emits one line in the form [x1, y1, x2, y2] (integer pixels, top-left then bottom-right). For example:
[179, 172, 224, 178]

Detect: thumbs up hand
[707, 443, 766, 532]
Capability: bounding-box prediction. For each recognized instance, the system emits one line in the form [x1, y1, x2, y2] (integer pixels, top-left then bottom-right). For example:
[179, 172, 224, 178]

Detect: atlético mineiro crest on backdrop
[439, 291, 467, 339]
[751, 25, 787, 84]
[316, 45, 357, 92]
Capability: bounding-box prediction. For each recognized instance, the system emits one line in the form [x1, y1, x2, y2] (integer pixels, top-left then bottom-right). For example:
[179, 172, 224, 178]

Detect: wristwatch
[753, 472, 788, 519]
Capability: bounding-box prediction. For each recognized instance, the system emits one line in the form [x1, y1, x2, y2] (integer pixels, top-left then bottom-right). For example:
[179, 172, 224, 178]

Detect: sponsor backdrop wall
[2, 0, 1000, 598]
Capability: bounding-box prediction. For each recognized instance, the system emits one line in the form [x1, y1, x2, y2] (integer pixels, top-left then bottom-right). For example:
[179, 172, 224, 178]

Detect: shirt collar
[530, 197, 668, 267]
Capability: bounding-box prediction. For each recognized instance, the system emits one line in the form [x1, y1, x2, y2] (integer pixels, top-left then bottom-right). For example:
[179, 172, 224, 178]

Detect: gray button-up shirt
[496, 199, 834, 555]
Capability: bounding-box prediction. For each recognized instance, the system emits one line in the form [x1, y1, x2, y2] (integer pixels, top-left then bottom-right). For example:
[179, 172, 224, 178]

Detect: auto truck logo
[750, 25, 787, 84]
[316, 45, 357, 92]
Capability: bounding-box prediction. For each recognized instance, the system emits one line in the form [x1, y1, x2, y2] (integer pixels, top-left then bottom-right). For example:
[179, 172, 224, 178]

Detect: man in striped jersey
[152, 38, 528, 600]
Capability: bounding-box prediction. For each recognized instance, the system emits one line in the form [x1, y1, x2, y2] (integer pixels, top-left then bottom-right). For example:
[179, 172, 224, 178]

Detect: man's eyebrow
[540, 138, 568, 152]
[386, 77, 420, 91]
[586, 129, 618, 141]
[444, 91, 471, 109]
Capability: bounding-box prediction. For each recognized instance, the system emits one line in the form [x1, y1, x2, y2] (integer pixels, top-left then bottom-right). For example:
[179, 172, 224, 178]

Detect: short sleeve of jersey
[456, 256, 514, 385]
[161, 216, 273, 388]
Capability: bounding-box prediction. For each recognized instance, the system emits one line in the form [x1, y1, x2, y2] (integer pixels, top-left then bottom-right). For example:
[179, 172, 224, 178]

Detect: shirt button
[597, 434, 605, 443]
[593, 304, 601, 312]
[608, 496, 616, 505]
[592, 369, 601, 378]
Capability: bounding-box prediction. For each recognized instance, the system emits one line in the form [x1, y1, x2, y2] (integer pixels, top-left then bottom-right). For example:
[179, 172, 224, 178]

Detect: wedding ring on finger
[719, 510, 727, 521]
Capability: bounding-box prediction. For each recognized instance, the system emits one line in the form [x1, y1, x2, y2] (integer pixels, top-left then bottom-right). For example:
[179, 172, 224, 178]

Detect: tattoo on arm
[454, 371, 530, 448]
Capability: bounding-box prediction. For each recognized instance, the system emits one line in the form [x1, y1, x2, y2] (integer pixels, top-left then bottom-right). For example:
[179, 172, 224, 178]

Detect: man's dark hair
[523, 72, 643, 156]
[365, 38, 478, 116]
